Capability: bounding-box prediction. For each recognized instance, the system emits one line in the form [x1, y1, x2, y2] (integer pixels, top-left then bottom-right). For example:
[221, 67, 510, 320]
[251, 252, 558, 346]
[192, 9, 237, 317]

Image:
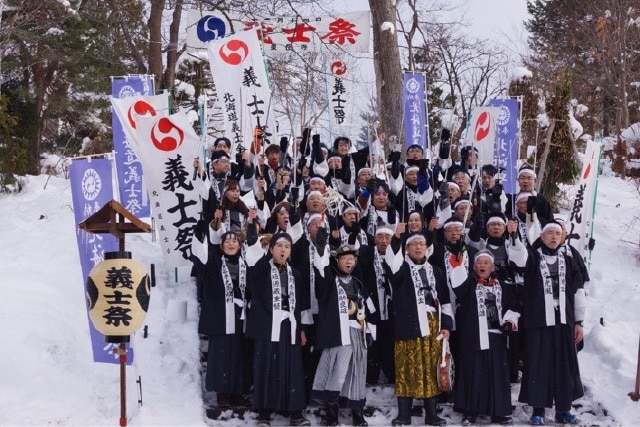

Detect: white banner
[111, 94, 171, 152]
[187, 9, 370, 54]
[567, 140, 602, 263]
[327, 56, 355, 137]
[206, 30, 273, 154]
[133, 112, 203, 269]
[467, 106, 501, 168]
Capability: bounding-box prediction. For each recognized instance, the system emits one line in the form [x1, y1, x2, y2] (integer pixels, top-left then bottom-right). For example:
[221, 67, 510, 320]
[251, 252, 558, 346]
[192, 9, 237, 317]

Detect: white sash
[308, 243, 319, 314]
[374, 251, 389, 320]
[336, 281, 351, 345]
[408, 259, 437, 337]
[475, 282, 503, 350]
[270, 261, 297, 344]
[406, 187, 416, 212]
[220, 257, 247, 334]
[538, 248, 567, 326]
[444, 249, 469, 326]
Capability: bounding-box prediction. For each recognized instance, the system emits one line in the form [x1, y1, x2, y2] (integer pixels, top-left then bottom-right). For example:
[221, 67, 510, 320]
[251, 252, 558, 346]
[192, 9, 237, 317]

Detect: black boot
[352, 405, 368, 426]
[424, 397, 446, 426]
[391, 397, 412, 426]
[323, 401, 339, 426]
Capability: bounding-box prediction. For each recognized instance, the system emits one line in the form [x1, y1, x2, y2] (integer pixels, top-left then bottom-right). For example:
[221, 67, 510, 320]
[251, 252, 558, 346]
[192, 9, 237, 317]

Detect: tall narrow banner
[467, 106, 501, 171]
[112, 75, 155, 217]
[566, 140, 602, 263]
[69, 157, 133, 364]
[402, 72, 429, 154]
[129, 111, 203, 269]
[187, 9, 370, 54]
[488, 98, 521, 194]
[327, 57, 354, 137]
[206, 30, 272, 153]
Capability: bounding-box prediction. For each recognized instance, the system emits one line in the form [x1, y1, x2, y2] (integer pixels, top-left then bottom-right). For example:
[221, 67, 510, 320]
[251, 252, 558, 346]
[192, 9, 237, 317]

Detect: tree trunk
[368, 0, 404, 149]
[163, 0, 184, 91]
[536, 119, 555, 193]
[147, 0, 165, 90]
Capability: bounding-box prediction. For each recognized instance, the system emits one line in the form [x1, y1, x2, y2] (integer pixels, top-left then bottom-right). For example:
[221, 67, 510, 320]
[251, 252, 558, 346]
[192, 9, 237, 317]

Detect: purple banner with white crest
[403, 72, 429, 153]
[69, 157, 133, 364]
[488, 98, 520, 194]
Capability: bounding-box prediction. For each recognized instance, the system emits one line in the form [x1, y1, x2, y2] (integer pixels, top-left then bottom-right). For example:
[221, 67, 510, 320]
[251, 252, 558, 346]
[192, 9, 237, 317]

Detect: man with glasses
[505, 166, 553, 225]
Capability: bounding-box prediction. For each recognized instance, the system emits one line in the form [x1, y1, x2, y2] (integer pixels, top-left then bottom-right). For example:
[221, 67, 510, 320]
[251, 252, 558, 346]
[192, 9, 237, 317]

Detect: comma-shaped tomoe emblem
[127, 100, 157, 130]
[474, 111, 491, 141]
[197, 15, 226, 42]
[219, 39, 249, 66]
[151, 117, 184, 152]
[331, 60, 347, 76]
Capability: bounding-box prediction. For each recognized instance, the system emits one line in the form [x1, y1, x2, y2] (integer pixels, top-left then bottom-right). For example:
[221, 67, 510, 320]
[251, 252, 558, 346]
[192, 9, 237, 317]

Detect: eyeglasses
[407, 242, 427, 247]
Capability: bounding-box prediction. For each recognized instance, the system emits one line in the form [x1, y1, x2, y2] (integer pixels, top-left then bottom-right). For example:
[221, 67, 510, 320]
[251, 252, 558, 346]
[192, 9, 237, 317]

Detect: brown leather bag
[437, 338, 454, 392]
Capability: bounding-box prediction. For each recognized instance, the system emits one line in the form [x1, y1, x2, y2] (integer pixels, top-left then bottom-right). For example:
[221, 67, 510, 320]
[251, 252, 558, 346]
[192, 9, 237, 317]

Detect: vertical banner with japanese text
[69, 157, 132, 364]
[327, 56, 355, 137]
[206, 30, 272, 153]
[488, 98, 520, 194]
[567, 140, 602, 264]
[402, 72, 429, 153]
[111, 75, 155, 217]
[129, 111, 203, 269]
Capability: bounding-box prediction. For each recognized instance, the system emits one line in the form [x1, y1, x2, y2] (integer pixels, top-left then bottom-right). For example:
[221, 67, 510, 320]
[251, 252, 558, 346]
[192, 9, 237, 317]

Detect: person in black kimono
[450, 249, 520, 425]
[245, 232, 311, 427]
[312, 244, 373, 426]
[384, 233, 453, 426]
[518, 221, 585, 425]
[190, 228, 257, 408]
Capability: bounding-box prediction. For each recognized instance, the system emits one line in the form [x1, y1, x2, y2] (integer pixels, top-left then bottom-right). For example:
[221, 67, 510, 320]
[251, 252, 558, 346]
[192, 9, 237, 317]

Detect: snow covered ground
[0, 169, 639, 426]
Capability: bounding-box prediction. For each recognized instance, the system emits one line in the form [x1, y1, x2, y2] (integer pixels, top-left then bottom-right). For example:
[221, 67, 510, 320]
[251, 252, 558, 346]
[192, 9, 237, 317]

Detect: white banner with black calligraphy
[327, 55, 355, 137]
[187, 9, 370, 54]
[206, 30, 273, 154]
[567, 140, 602, 263]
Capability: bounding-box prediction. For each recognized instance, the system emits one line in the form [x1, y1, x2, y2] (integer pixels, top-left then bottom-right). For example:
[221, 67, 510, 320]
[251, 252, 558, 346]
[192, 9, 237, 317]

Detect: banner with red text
[187, 9, 370, 54]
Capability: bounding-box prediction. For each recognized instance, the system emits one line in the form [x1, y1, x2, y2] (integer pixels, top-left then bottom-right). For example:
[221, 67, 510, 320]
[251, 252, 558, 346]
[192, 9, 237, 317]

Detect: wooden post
[116, 343, 128, 425]
[629, 335, 640, 401]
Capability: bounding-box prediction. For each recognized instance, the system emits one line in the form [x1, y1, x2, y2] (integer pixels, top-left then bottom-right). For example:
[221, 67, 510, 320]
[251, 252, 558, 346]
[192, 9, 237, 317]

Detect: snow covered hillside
[0, 171, 638, 426]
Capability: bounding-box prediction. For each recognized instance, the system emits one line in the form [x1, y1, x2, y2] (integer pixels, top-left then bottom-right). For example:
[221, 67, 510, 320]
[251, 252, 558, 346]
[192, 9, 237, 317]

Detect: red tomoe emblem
[474, 111, 491, 141]
[331, 60, 347, 76]
[151, 117, 184, 152]
[127, 101, 157, 129]
[219, 39, 249, 65]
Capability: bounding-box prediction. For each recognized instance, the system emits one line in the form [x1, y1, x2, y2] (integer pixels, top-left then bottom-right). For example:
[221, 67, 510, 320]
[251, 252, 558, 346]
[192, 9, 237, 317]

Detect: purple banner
[112, 75, 154, 217]
[69, 158, 133, 364]
[403, 72, 429, 152]
[488, 98, 520, 194]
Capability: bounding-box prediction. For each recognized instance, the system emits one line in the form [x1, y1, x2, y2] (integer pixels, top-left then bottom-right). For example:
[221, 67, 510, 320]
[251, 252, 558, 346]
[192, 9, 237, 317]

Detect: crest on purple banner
[403, 72, 429, 153]
[69, 157, 134, 364]
[487, 98, 520, 194]
[112, 75, 155, 218]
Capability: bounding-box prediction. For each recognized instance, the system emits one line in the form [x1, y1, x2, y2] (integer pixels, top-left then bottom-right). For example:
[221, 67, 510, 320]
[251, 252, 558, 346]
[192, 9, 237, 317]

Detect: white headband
[405, 166, 419, 174]
[405, 234, 427, 245]
[486, 216, 506, 226]
[518, 169, 536, 179]
[516, 192, 533, 203]
[448, 182, 460, 191]
[542, 222, 562, 233]
[375, 227, 394, 236]
[444, 220, 464, 230]
[474, 251, 495, 262]
[306, 213, 322, 226]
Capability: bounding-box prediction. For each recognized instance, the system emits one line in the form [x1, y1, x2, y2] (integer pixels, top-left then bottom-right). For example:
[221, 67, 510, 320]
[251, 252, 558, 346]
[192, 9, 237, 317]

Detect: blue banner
[487, 98, 520, 194]
[402, 72, 429, 152]
[112, 75, 154, 217]
[69, 157, 133, 364]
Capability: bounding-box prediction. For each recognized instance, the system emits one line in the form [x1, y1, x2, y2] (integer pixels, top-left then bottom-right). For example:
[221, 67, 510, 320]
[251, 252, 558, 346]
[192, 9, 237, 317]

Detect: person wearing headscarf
[245, 232, 311, 427]
[518, 221, 585, 425]
[449, 250, 520, 425]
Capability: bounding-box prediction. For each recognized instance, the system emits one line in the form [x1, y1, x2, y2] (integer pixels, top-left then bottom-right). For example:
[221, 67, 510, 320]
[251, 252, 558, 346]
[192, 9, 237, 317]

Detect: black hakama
[252, 319, 306, 412]
[518, 323, 584, 411]
[454, 332, 512, 417]
[205, 306, 253, 394]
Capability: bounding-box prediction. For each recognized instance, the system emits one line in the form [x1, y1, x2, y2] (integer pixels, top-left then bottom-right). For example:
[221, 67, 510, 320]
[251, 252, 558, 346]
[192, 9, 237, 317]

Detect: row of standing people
[189, 134, 588, 426]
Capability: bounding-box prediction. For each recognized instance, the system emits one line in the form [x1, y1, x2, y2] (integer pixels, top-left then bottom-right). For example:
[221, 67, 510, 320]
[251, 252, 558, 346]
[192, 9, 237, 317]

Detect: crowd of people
[188, 130, 589, 427]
